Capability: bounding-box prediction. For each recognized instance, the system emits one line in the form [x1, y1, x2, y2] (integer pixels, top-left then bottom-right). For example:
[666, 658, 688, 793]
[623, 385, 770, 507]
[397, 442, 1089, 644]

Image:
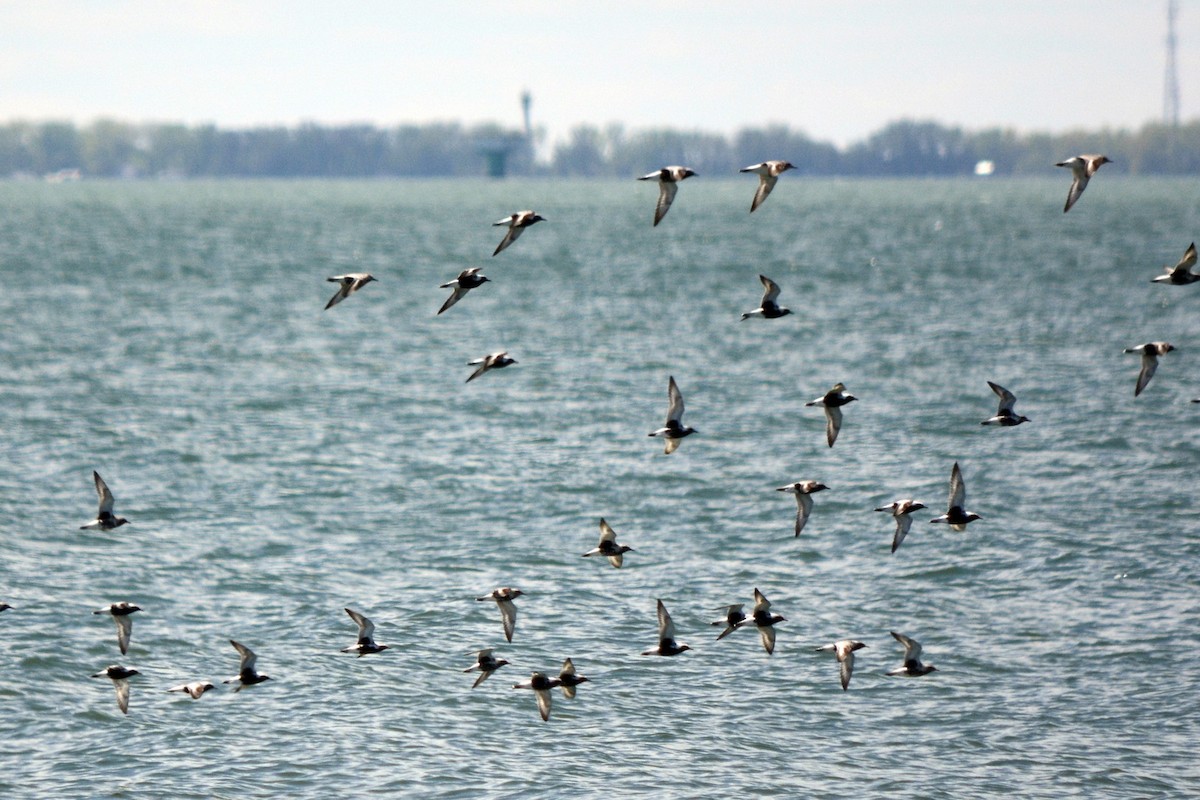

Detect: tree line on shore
[2, 117, 1199, 179]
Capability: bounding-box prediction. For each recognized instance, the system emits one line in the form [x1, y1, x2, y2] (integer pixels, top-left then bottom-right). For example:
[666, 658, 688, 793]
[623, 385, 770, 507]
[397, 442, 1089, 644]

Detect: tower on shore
[1164, 0, 1181, 126]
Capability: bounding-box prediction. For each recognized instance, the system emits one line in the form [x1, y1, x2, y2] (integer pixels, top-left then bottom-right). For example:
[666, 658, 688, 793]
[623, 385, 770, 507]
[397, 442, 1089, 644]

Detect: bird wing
[948, 463, 966, 510]
[752, 589, 770, 614]
[759, 275, 782, 305]
[653, 180, 679, 227]
[115, 614, 133, 655]
[438, 285, 469, 315]
[598, 518, 617, 545]
[1063, 173, 1088, 213]
[759, 625, 776, 655]
[794, 492, 813, 536]
[498, 598, 517, 642]
[656, 599, 676, 640]
[93, 471, 116, 515]
[891, 514, 914, 553]
[750, 174, 778, 213]
[231, 640, 257, 672]
[1180, 242, 1198, 271]
[891, 630, 922, 661]
[824, 405, 843, 448]
[1135, 351, 1159, 397]
[534, 688, 552, 721]
[988, 381, 1018, 414]
[607, 553, 624, 568]
[345, 608, 375, 639]
[839, 649, 856, 691]
[115, 678, 131, 714]
[665, 376, 685, 426]
[492, 225, 523, 257]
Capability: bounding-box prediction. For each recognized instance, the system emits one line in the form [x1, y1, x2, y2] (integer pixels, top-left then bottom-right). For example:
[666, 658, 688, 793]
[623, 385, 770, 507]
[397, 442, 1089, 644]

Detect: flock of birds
[8, 154, 1197, 723]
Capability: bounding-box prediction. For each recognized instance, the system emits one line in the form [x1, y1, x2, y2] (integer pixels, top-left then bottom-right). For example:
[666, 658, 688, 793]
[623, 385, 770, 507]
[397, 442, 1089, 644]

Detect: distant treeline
[3, 118, 1200, 178]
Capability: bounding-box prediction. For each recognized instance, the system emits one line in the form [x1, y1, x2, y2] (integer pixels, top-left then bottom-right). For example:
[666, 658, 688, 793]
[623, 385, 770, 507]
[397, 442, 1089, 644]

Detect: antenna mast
[1164, 0, 1181, 126]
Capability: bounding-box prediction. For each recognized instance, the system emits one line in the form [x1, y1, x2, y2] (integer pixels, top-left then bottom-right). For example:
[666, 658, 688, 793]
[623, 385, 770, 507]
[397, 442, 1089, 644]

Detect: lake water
[0, 177, 1197, 798]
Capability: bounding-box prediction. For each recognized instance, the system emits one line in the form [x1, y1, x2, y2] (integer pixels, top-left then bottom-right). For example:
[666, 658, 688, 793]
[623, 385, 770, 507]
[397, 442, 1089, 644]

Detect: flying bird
[80, 471, 129, 531]
[929, 462, 981, 530]
[167, 681, 217, 700]
[476, 587, 523, 643]
[648, 375, 697, 454]
[557, 658, 589, 699]
[874, 499, 927, 554]
[1055, 154, 1111, 213]
[324, 273, 376, 310]
[466, 351, 517, 383]
[637, 166, 696, 226]
[463, 649, 510, 689]
[224, 640, 271, 691]
[91, 665, 139, 714]
[981, 381, 1030, 426]
[341, 608, 389, 657]
[886, 631, 938, 677]
[710, 603, 747, 641]
[814, 640, 867, 691]
[641, 599, 692, 656]
[734, 589, 785, 655]
[805, 382, 857, 447]
[492, 210, 545, 256]
[1123, 342, 1175, 397]
[776, 480, 829, 537]
[739, 160, 795, 212]
[94, 602, 141, 655]
[437, 267, 490, 314]
[740, 274, 791, 320]
[511, 671, 561, 721]
[582, 518, 634, 568]
[1151, 242, 1199, 285]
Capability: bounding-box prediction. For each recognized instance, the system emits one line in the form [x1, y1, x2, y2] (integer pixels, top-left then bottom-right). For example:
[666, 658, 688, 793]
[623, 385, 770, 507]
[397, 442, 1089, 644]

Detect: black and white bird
[341, 608, 389, 657]
[874, 499, 927, 554]
[648, 375, 696, 454]
[465, 351, 517, 383]
[91, 665, 139, 714]
[1123, 342, 1175, 397]
[1151, 242, 1199, 285]
[814, 640, 867, 691]
[710, 603, 747, 641]
[557, 658, 589, 699]
[324, 273, 376, 310]
[776, 481, 829, 537]
[886, 631, 938, 677]
[476, 587, 523, 643]
[224, 640, 271, 691]
[492, 210, 545, 256]
[739, 160, 795, 213]
[80, 471, 129, 531]
[511, 671, 561, 721]
[94, 602, 141, 655]
[1055, 154, 1111, 212]
[167, 681, 217, 699]
[463, 649, 510, 689]
[437, 267, 490, 314]
[981, 381, 1030, 426]
[734, 589, 785, 655]
[929, 462, 981, 530]
[641, 599, 692, 656]
[637, 166, 696, 226]
[740, 274, 791, 320]
[582, 518, 634, 568]
[805, 382, 857, 447]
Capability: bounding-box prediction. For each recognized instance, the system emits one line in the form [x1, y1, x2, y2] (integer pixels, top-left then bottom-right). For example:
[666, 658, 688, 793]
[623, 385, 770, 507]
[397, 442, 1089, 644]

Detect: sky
[0, 2, 1194, 148]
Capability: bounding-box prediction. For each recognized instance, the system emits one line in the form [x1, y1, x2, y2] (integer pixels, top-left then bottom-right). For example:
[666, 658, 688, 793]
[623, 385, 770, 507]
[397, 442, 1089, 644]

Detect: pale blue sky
[0, 2, 1192, 146]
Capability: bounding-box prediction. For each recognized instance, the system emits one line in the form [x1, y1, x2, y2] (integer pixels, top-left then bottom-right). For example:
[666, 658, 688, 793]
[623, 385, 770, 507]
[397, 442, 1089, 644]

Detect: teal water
[0, 177, 1198, 798]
